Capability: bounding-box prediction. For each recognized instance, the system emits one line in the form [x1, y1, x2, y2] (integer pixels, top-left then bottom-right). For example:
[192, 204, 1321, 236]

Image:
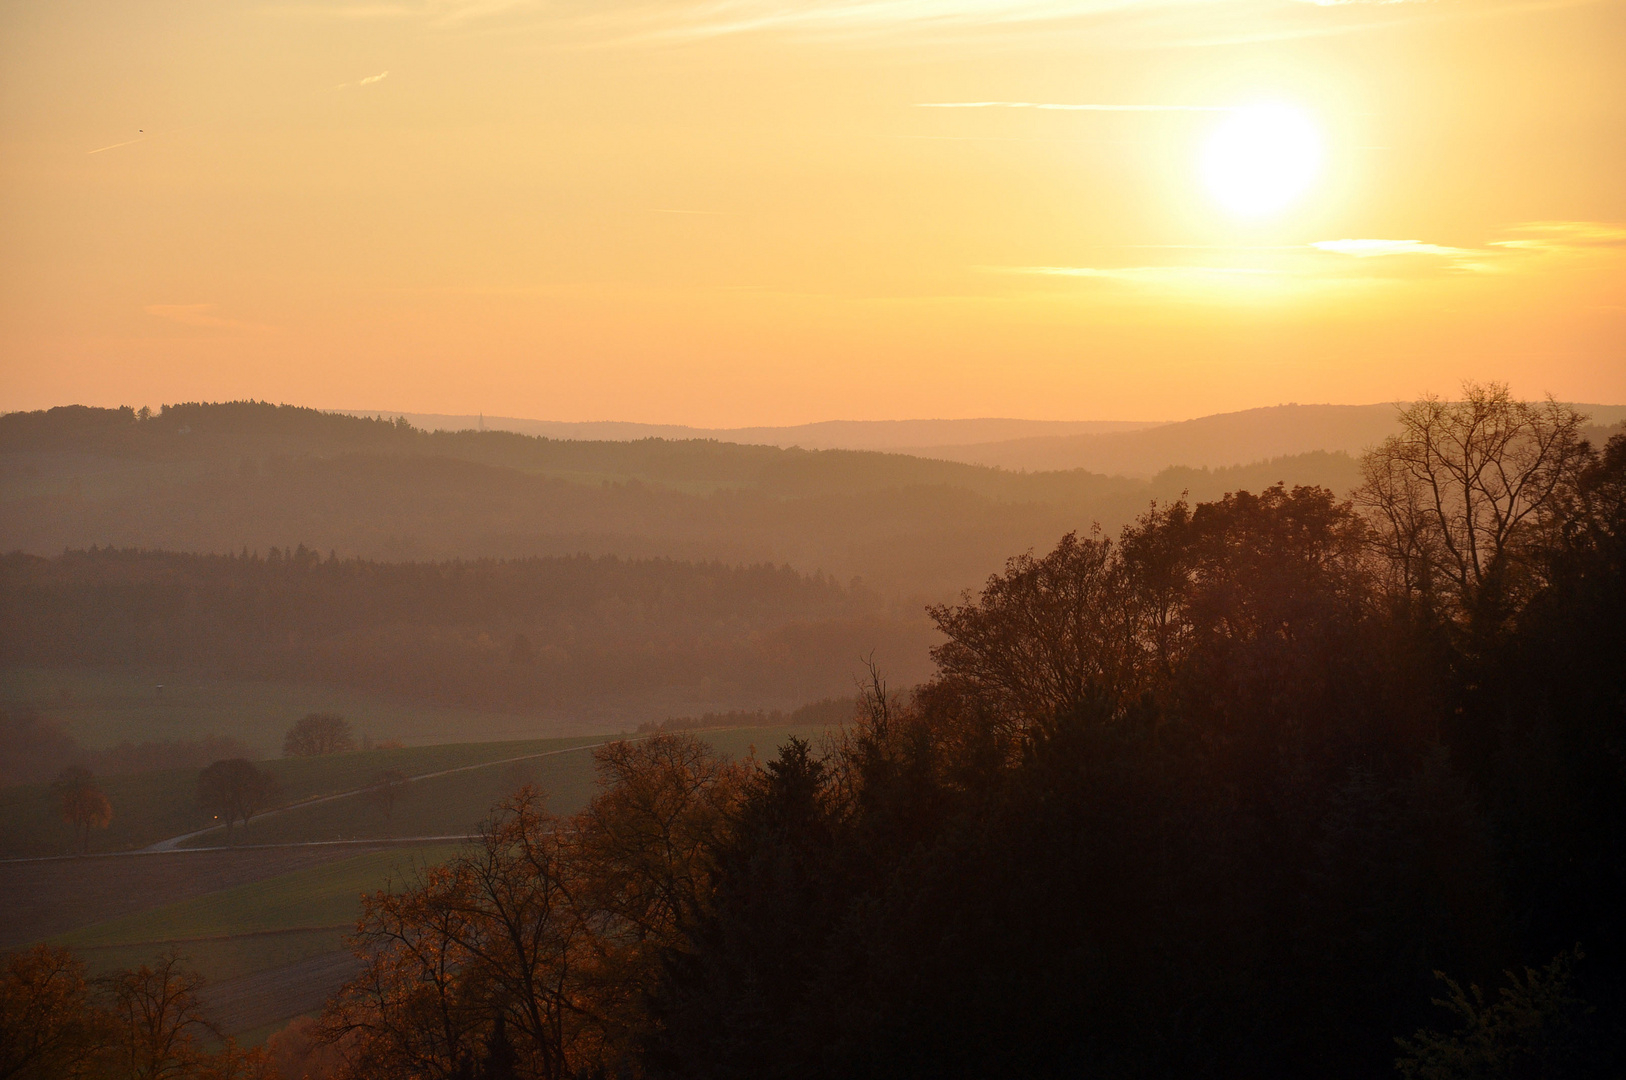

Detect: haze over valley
[3, 0, 1623, 1071]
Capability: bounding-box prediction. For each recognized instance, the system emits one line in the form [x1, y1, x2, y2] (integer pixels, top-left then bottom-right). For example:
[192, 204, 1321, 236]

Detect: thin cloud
[1490, 220, 1626, 251]
[1310, 237, 1495, 273]
[993, 220, 1626, 296]
[334, 70, 391, 89]
[612, 0, 1179, 42]
[1310, 239, 1472, 258]
[1311, 224, 1626, 271]
[583, 0, 1517, 47]
[1007, 265, 1278, 282]
[265, 0, 1575, 49]
[919, 101, 1230, 112]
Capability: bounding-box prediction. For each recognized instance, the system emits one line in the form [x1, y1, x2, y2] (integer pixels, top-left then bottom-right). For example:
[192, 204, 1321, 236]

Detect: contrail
[88, 136, 146, 155]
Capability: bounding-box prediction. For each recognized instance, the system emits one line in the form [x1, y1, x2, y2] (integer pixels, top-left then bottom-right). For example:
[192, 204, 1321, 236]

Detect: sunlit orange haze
[1, 0, 1622, 423]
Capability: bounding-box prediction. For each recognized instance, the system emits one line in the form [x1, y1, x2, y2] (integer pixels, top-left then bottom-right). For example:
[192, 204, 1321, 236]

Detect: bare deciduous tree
[100, 953, 218, 1080]
[322, 736, 746, 1080]
[368, 769, 407, 825]
[284, 714, 356, 757]
[1356, 383, 1590, 629]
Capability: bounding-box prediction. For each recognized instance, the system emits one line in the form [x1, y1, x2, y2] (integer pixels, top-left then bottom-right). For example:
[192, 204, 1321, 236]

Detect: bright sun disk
[1201, 103, 1323, 218]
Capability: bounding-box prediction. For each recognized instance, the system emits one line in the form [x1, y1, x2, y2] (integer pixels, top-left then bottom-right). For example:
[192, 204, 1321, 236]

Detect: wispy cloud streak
[88, 136, 146, 155]
[919, 101, 1230, 111]
[1490, 221, 1626, 251]
[334, 70, 391, 89]
[1310, 239, 1471, 258]
[1007, 265, 1277, 283]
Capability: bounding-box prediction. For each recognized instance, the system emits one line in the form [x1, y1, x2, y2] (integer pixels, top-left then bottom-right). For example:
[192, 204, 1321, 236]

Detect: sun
[1200, 103, 1323, 218]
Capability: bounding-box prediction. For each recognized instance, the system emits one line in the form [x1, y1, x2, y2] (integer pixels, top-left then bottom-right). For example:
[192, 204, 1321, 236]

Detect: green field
[179, 726, 822, 848]
[7, 726, 825, 1041]
[1, 666, 593, 753]
[0, 736, 607, 857]
[3, 726, 823, 858]
[57, 845, 463, 958]
[45, 843, 462, 1040]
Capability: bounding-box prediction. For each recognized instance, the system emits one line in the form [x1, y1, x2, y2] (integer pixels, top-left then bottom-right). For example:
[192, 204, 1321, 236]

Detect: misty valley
[0, 392, 1622, 1079]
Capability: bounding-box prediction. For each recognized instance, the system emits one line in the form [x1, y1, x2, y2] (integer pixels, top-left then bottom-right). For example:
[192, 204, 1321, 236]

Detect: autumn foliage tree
[51, 766, 112, 854]
[320, 734, 748, 1080]
[0, 945, 104, 1079]
[0, 946, 272, 1080]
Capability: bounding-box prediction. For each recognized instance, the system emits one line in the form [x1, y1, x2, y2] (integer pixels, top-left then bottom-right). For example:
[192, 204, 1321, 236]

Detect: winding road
[142, 739, 616, 852]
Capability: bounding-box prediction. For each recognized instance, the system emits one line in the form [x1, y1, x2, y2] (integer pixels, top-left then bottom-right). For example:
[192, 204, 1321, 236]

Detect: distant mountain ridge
[346, 403, 1626, 478]
[913, 402, 1626, 476]
[342, 414, 1161, 451]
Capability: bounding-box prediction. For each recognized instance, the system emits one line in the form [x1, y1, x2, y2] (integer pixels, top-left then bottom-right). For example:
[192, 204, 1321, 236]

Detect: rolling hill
[1, 401, 1368, 599]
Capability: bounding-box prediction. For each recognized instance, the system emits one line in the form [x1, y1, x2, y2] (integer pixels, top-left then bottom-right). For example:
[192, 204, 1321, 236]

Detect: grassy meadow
[177, 725, 820, 848]
[56, 845, 464, 962]
[4, 724, 824, 1041]
[0, 665, 593, 753]
[0, 735, 610, 857]
[46, 844, 461, 1040]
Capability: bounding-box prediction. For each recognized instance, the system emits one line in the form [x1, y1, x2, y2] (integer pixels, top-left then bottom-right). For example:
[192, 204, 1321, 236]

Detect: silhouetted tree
[646, 737, 839, 1080]
[1357, 382, 1590, 635]
[284, 713, 355, 757]
[1396, 949, 1597, 1079]
[928, 530, 1143, 736]
[368, 769, 407, 825]
[480, 1015, 518, 1080]
[51, 766, 112, 854]
[197, 759, 278, 836]
[322, 735, 747, 1079]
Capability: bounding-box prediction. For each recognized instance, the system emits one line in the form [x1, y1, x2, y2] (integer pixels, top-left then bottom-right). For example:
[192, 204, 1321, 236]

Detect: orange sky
[1, 0, 1622, 423]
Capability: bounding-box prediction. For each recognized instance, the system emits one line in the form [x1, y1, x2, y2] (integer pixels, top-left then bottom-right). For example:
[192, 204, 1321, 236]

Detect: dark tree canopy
[197, 758, 278, 834]
[284, 713, 355, 757]
[50, 767, 112, 855]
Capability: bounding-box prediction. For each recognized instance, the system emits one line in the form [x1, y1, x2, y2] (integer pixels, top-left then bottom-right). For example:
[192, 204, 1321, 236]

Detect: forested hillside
[0, 402, 1361, 598]
[163, 388, 1623, 1080]
[0, 549, 931, 720]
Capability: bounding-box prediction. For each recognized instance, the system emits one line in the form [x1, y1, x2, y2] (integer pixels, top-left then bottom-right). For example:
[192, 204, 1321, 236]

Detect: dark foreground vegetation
[4, 386, 1623, 1078]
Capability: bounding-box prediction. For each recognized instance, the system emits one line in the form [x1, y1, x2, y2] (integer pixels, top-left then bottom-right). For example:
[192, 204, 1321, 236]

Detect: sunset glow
[1201, 104, 1322, 218]
[0, 0, 1622, 421]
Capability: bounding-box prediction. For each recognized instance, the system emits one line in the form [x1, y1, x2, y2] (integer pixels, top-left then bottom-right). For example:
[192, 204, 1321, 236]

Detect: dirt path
[145, 740, 615, 852]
